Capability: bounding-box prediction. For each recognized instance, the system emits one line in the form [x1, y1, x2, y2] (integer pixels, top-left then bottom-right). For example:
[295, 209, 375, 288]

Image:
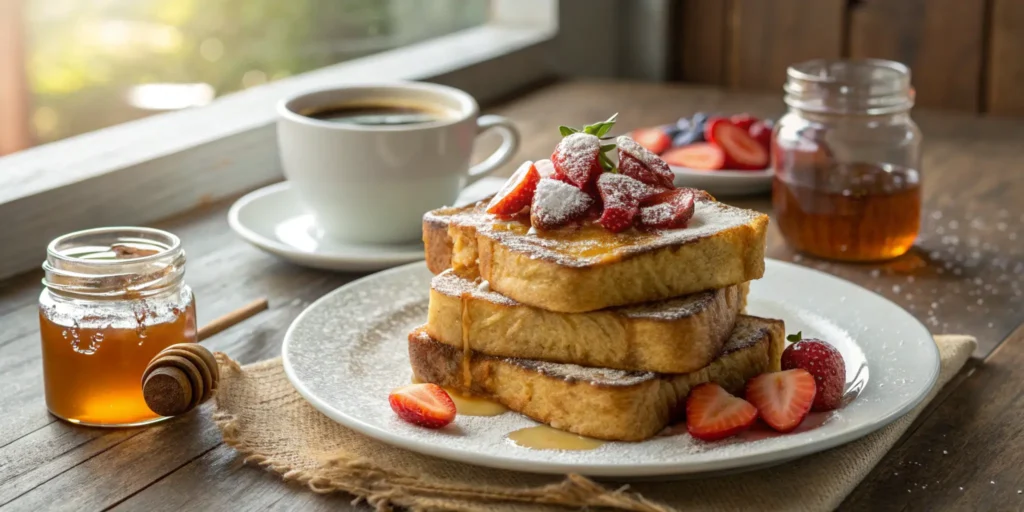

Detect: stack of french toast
[407, 120, 785, 442]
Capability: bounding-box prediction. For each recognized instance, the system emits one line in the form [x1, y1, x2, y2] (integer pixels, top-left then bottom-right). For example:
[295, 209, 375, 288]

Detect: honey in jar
[773, 59, 922, 261]
[39, 228, 196, 426]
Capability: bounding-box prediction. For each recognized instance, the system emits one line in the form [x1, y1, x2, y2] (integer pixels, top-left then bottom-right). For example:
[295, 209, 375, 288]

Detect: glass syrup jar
[772, 59, 923, 261]
[39, 227, 196, 426]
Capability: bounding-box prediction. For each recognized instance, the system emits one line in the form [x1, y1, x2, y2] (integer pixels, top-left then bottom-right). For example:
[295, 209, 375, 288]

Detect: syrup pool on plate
[507, 425, 605, 451]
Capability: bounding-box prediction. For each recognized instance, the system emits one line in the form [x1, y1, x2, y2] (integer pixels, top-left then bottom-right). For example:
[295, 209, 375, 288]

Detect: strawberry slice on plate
[551, 132, 602, 189]
[705, 118, 769, 170]
[596, 172, 653, 232]
[745, 369, 817, 433]
[639, 188, 695, 229]
[486, 161, 540, 217]
[729, 113, 758, 131]
[631, 127, 672, 155]
[616, 136, 676, 189]
[686, 382, 758, 441]
[661, 143, 725, 170]
[389, 383, 457, 429]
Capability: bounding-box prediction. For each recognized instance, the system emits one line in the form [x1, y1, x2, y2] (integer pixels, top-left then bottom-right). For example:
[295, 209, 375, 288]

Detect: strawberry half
[686, 383, 758, 441]
[781, 334, 846, 412]
[596, 173, 652, 233]
[745, 369, 817, 433]
[533, 158, 556, 179]
[531, 178, 594, 230]
[631, 127, 671, 155]
[661, 143, 725, 170]
[639, 188, 695, 229]
[486, 161, 540, 217]
[616, 136, 675, 189]
[551, 132, 602, 189]
[748, 120, 773, 152]
[729, 113, 758, 131]
[705, 118, 769, 170]
[388, 383, 457, 429]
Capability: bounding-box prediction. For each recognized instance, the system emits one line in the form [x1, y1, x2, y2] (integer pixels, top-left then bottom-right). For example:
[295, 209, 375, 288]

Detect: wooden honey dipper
[142, 298, 268, 417]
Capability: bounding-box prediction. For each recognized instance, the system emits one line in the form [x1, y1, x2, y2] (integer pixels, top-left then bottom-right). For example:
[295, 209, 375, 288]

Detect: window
[5, 0, 489, 153]
[0, 0, 559, 279]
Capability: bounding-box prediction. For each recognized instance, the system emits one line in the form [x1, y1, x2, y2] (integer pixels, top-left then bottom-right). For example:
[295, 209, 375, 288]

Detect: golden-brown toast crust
[427, 270, 748, 373]
[408, 315, 785, 441]
[422, 197, 768, 312]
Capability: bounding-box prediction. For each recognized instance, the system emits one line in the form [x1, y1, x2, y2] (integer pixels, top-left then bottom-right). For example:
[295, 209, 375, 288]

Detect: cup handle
[466, 115, 520, 186]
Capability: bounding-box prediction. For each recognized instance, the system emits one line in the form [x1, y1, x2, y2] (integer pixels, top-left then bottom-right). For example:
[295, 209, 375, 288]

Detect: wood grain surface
[0, 81, 1022, 511]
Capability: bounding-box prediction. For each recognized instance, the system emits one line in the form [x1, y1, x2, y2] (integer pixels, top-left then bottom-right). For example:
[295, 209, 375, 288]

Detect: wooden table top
[1, 81, 1021, 511]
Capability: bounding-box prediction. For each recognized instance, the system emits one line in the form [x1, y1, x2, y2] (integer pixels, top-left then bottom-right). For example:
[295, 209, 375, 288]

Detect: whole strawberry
[781, 332, 846, 412]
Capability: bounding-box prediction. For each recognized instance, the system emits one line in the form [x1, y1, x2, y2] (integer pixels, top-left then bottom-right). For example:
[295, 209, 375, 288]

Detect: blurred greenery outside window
[26, 0, 489, 145]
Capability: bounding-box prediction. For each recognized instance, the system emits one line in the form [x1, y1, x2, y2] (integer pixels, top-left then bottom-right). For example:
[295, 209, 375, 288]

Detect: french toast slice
[427, 269, 748, 373]
[422, 194, 768, 313]
[408, 315, 785, 442]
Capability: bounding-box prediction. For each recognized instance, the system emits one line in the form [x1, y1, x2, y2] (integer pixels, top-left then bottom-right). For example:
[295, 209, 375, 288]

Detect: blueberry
[661, 123, 683, 138]
[672, 129, 702, 147]
[675, 117, 691, 132]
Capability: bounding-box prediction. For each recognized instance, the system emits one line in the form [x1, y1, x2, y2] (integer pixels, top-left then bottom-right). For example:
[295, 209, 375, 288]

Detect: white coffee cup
[277, 82, 520, 244]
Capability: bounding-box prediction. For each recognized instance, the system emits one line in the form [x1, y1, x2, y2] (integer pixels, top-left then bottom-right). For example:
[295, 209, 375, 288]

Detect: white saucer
[670, 165, 773, 197]
[282, 259, 939, 478]
[228, 178, 505, 272]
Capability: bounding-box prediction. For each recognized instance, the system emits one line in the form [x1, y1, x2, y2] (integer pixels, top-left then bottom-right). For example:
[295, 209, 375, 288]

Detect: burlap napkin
[213, 335, 975, 512]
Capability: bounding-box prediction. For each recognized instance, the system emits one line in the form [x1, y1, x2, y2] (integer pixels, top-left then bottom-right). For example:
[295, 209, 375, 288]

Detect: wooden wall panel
[727, 0, 845, 91]
[988, 0, 1024, 115]
[677, 0, 729, 85]
[848, 0, 986, 111]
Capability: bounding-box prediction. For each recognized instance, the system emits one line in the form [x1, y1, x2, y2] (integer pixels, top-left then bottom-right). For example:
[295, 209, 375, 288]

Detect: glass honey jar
[772, 59, 922, 261]
[39, 227, 196, 426]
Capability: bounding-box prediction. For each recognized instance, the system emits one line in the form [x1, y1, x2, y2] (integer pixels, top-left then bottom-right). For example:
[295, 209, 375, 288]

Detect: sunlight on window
[20, 0, 489, 145]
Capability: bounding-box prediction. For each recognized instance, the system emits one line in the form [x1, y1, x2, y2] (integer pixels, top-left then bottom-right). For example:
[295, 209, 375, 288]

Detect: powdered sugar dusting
[597, 172, 653, 207]
[431, 270, 517, 306]
[456, 197, 765, 268]
[553, 133, 600, 184]
[433, 269, 738, 321]
[530, 178, 593, 229]
[617, 135, 666, 170]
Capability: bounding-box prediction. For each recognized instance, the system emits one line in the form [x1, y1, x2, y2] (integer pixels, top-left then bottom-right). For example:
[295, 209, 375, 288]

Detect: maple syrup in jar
[773, 59, 922, 261]
[39, 228, 196, 426]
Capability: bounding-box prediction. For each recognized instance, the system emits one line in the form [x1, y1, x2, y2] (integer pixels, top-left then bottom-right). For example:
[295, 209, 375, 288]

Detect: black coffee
[302, 103, 444, 126]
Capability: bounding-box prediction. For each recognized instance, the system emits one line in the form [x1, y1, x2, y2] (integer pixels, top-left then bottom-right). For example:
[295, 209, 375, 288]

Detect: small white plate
[228, 178, 505, 272]
[282, 259, 939, 478]
[670, 165, 773, 197]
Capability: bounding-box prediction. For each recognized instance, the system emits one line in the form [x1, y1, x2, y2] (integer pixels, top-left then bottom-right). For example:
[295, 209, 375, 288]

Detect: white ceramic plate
[228, 178, 505, 272]
[670, 165, 773, 197]
[282, 259, 939, 477]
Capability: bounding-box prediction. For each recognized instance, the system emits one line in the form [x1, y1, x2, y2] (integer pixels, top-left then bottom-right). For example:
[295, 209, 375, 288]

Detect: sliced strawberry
[745, 369, 817, 433]
[748, 120, 773, 152]
[705, 119, 769, 170]
[661, 143, 725, 170]
[530, 178, 594, 230]
[534, 158, 556, 179]
[686, 383, 758, 441]
[596, 173, 652, 232]
[486, 161, 540, 217]
[781, 334, 846, 412]
[639, 188, 695, 229]
[616, 136, 675, 189]
[388, 383, 457, 429]
[729, 113, 758, 131]
[551, 132, 602, 189]
[631, 127, 671, 155]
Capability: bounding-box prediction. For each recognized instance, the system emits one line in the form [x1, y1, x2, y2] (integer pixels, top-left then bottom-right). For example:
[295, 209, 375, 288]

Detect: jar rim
[42, 227, 185, 298]
[784, 58, 914, 115]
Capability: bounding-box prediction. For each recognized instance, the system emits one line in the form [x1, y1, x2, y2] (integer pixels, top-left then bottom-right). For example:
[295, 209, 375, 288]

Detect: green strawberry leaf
[598, 152, 616, 172]
[600, 144, 616, 153]
[786, 331, 803, 343]
[559, 125, 578, 137]
[595, 113, 618, 137]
